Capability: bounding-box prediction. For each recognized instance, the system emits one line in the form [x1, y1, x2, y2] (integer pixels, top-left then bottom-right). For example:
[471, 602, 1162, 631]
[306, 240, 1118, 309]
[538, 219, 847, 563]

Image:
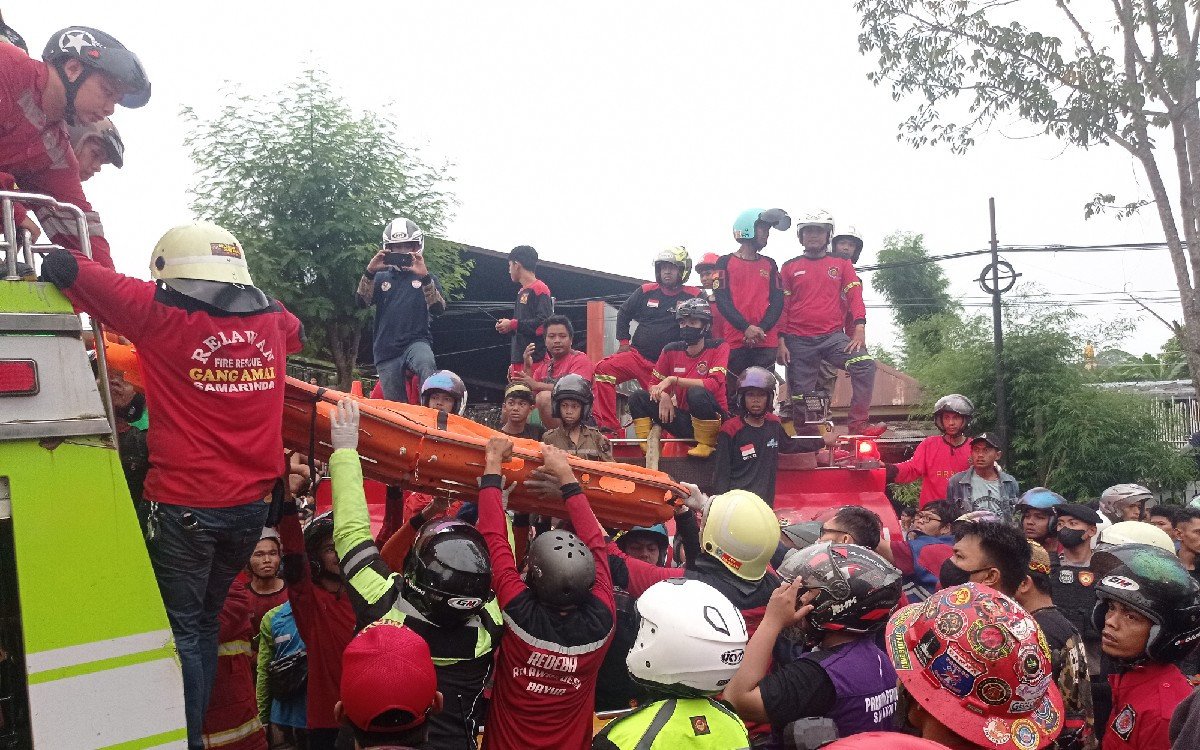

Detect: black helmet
[551, 374, 592, 422]
[1, 16, 27, 54]
[736, 366, 777, 413]
[42, 27, 151, 125]
[777, 542, 903, 644]
[674, 297, 713, 326]
[527, 529, 596, 607]
[933, 394, 974, 433]
[303, 511, 335, 581]
[420, 370, 467, 415]
[1090, 544, 1200, 663]
[403, 520, 493, 626]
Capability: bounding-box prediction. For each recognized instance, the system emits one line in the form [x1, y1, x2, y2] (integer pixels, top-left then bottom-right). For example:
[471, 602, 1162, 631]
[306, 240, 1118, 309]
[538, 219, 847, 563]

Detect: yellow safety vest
[592, 697, 749, 750]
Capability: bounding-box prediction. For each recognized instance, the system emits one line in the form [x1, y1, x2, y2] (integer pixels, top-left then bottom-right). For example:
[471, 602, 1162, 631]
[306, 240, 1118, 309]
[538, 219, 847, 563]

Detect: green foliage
[905, 299, 1195, 498]
[1094, 341, 1191, 382]
[871, 232, 960, 330]
[182, 69, 468, 387]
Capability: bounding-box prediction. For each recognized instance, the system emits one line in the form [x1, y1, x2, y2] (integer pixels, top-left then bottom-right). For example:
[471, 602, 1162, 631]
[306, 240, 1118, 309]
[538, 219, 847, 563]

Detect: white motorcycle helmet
[626, 579, 748, 696]
[1097, 520, 1176, 553]
[381, 217, 425, 253]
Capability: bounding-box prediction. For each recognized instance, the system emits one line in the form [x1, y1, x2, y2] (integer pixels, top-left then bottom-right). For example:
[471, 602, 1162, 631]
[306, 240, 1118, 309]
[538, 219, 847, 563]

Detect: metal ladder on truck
[0, 191, 186, 748]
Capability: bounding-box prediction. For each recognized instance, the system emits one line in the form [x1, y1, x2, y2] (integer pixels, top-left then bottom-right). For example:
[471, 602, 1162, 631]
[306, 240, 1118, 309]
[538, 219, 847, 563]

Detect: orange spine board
[282, 378, 681, 528]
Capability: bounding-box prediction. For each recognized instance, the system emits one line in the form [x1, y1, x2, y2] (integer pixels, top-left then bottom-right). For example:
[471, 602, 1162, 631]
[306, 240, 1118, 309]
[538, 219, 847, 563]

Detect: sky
[13, 2, 1186, 357]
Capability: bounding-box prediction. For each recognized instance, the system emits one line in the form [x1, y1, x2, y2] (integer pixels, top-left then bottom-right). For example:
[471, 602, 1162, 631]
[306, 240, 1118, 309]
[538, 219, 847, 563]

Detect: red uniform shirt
[243, 581, 289, 647]
[893, 435, 972, 507]
[477, 479, 614, 750]
[705, 291, 730, 342]
[279, 509, 357, 731]
[651, 340, 730, 412]
[51, 251, 304, 506]
[532, 349, 594, 382]
[1106, 661, 1191, 750]
[712, 253, 784, 349]
[779, 254, 866, 337]
[0, 44, 114, 268]
[202, 585, 267, 750]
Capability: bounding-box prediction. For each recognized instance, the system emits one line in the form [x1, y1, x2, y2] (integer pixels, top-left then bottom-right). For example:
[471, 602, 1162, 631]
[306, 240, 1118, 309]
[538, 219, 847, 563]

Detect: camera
[385, 251, 415, 269]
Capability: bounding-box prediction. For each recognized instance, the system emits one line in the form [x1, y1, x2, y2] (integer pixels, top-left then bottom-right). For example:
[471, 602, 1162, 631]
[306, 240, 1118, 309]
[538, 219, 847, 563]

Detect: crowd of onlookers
[7, 18, 1200, 750]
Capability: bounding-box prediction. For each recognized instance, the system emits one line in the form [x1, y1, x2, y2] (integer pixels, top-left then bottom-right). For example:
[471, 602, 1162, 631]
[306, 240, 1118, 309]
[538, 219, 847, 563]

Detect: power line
[856, 242, 1173, 272]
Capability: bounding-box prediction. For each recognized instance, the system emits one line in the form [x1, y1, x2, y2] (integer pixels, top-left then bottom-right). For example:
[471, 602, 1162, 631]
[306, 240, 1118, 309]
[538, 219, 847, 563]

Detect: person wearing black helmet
[0, 26, 150, 269]
[69, 116, 124, 181]
[543, 373, 614, 462]
[593, 247, 701, 434]
[885, 393, 975, 507]
[726, 543, 904, 741]
[713, 366, 803, 504]
[478, 436, 615, 750]
[627, 296, 730, 458]
[499, 381, 544, 440]
[1090, 544, 1200, 749]
[326, 399, 503, 750]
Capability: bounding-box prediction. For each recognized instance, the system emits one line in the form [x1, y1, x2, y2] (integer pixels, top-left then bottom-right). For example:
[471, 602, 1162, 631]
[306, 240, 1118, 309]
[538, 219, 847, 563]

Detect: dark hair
[922, 500, 961, 526]
[509, 245, 539, 271]
[543, 314, 574, 338]
[900, 506, 916, 519]
[1030, 572, 1052, 596]
[349, 712, 428, 748]
[832, 506, 883, 550]
[1179, 507, 1200, 524]
[955, 521, 1030, 597]
[1148, 505, 1181, 525]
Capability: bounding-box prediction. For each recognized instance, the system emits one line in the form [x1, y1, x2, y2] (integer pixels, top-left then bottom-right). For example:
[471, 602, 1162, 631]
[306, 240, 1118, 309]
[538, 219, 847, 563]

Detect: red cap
[823, 732, 945, 749]
[340, 621, 437, 732]
[886, 583, 1064, 750]
[696, 252, 721, 271]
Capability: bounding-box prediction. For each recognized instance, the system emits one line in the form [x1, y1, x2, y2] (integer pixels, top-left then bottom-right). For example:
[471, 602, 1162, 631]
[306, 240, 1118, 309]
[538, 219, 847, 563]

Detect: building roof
[829, 361, 924, 417]
[1094, 380, 1196, 399]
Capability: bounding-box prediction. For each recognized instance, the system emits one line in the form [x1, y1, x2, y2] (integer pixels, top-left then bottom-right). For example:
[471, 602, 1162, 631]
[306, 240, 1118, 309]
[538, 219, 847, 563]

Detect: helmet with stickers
[626, 579, 748, 696]
[403, 519, 493, 627]
[699, 490, 779, 582]
[777, 542, 902, 644]
[1090, 543, 1200, 663]
[420, 370, 467, 415]
[674, 296, 713, 327]
[732, 208, 791, 240]
[795, 209, 835, 238]
[654, 246, 693, 285]
[933, 394, 974, 433]
[381, 217, 425, 253]
[886, 583, 1064, 750]
[42, 26, 151, 124]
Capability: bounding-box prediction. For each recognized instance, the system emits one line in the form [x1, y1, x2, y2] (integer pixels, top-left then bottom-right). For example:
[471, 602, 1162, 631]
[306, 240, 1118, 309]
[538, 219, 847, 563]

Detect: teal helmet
[732, 208, 791, 241]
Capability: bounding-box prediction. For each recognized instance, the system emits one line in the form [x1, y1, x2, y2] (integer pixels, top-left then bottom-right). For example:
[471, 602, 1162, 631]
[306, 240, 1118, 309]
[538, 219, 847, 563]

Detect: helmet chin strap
[54, 60, 91, 126]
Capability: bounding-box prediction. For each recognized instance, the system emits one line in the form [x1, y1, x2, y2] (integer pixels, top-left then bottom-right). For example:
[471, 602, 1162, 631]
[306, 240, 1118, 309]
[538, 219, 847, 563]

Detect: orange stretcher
[282, 378, 683, 528]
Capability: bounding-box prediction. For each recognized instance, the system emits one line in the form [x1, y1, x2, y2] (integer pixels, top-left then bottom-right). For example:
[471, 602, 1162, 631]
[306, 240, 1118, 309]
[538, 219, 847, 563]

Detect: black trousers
[628, 387, 721, 437]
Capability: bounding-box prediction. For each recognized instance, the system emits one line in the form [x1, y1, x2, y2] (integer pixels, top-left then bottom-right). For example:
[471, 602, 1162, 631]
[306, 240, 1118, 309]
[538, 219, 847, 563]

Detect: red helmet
[823, 733, 945, 749]
[886, 583, 1064, 750]
[695, 252, 721, 272]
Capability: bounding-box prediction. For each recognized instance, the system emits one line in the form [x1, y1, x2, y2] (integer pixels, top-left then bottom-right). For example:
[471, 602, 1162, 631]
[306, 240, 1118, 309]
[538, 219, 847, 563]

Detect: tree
[871, 232, 960, 327]
[855, 1, 1200, 397]
[907, 300, 1194, 498]
[183, 70, 469, 389]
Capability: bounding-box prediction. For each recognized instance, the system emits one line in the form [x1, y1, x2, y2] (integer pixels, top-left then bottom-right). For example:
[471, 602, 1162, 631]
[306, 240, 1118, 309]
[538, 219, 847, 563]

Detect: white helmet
[796, 209, 835, 237]
[381, 217, 424, 252]
[1099, 484, 1153, 518]
[1097, 521, 1176, 553]
[149, 222, 269, 312]
[626, 579, 748, 696]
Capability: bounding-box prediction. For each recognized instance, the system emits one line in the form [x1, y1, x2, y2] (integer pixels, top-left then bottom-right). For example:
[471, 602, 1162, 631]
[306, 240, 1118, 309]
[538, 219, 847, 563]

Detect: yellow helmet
[150, 222, 254, 286]
[699, 490, 779, 581]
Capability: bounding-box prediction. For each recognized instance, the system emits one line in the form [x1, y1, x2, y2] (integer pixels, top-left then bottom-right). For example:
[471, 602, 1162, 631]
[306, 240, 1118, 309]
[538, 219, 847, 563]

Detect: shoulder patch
[532, 280, 552, 295]
[640, 282, 659, 293]
[1110, 703, 1135, 742]
[690, 715, 711, 736]
[720, 417, 744, 436]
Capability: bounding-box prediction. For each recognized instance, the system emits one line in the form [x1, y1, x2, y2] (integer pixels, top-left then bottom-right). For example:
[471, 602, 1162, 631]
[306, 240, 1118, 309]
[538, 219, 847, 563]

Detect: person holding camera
[356, 217, 447, 403]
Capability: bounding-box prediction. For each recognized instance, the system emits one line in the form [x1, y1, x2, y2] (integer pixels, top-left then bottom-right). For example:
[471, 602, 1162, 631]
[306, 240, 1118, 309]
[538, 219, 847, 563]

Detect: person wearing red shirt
[496, 245, 554, 379]
[593, 247, 700, 433]
[244, 529, 288, 644]
[885, 394, 974, 507]
[695, 252, 729, 341]
[1, 26, 150, 269]
[511, 314, 594, 429]
[477, 438, 615, 750]
[1092, 546, 1200, 750]
[41, 222, 303, 750]
[279, 509, 357, 750]
[713, 208, 789, 401]
[778, 211, 882, 436]
[628, 297, 729, 458]
[201, 584, 268, 750]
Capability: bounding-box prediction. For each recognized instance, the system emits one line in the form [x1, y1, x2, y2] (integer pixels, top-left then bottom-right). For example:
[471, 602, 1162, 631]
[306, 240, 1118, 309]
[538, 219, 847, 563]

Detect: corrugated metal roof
[829, 361, 924, 412]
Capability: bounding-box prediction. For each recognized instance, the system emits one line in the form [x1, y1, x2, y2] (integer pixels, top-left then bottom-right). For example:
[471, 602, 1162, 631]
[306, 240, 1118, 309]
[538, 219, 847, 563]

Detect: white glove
[329, 399, 361, 452]
[679, 482, 709, 513]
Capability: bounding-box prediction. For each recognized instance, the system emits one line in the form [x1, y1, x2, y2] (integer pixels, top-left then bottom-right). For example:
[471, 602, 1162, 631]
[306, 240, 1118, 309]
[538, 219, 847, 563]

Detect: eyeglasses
[820, 526, 852, 538]
[914, 512, 944, 524]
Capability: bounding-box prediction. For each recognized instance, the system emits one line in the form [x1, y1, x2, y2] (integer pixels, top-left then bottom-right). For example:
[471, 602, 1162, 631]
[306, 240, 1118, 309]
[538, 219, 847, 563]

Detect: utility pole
[978, 198, 1017, 455]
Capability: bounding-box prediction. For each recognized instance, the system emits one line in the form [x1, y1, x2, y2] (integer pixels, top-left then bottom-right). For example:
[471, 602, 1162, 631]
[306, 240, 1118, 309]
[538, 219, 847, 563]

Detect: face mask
[939, 557, 989, 589]
[678, 327, 705, 345]
[1057, 527, 1088, 549]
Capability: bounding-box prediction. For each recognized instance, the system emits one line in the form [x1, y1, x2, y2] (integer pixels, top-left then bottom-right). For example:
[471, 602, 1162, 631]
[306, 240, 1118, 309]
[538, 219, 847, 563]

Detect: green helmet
[654, 246, 692, 284]
[733, 208, 791, 240]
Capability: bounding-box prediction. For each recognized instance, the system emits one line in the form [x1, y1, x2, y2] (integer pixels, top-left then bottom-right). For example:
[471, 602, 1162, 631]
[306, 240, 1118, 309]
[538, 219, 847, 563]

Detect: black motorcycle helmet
[527, 528, 596, 607]
[551, 374, 593, 423]
[403, 520, 493, 626]
[303, 511, 336, 581]
[42, 27, 151, 125]
[777, 542, 903, 644]
[1090, 543, 1200, 663]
